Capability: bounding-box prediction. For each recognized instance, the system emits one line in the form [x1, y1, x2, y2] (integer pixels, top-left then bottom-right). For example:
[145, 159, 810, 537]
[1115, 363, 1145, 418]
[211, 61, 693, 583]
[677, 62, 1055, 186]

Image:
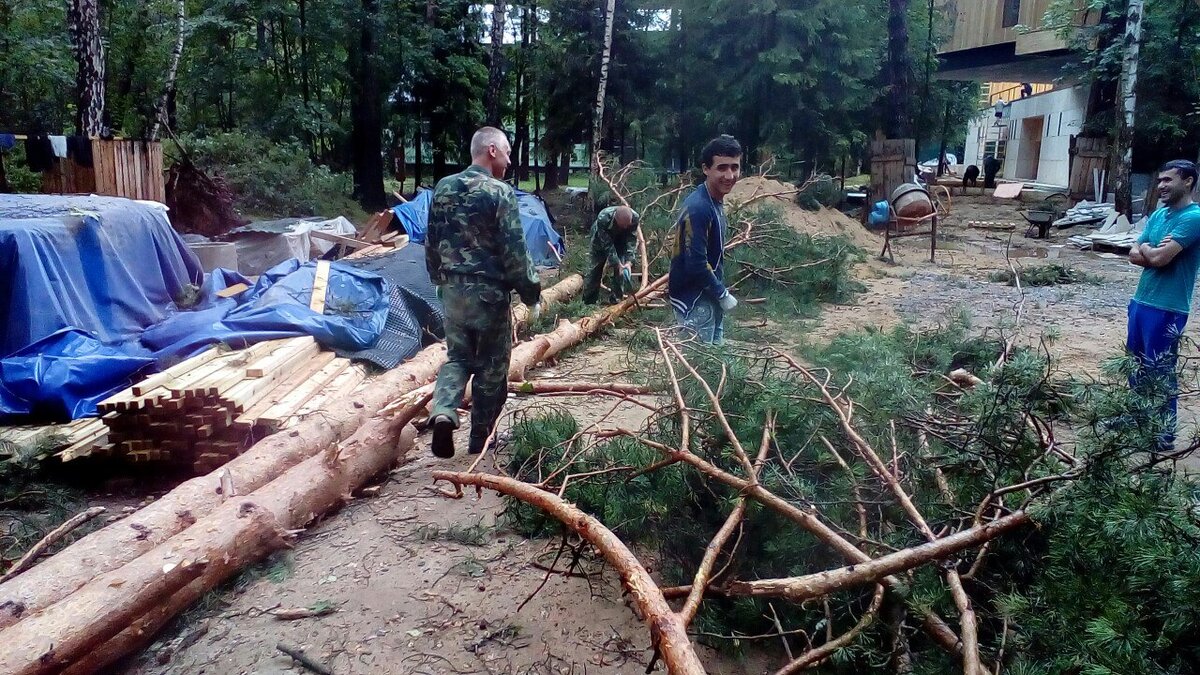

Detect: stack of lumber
[85, 337, 368, 473]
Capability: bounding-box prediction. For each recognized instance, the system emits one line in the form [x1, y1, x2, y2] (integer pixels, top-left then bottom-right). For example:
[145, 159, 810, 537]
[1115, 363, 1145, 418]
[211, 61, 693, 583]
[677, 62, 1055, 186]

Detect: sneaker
[431, 415, 455, 458]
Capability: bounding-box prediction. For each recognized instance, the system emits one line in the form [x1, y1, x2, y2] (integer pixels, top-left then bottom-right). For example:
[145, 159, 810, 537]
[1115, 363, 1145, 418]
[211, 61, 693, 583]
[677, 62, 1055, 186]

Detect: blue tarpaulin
[390, 186, 564, 266]
[515, 189, 564, 266]
[0, 195, 390, 422]
[391, 188, 433, 244]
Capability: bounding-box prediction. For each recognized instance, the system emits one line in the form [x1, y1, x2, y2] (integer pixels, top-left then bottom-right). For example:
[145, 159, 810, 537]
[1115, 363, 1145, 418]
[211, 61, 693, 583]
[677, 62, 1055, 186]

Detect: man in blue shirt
[669, 135, 742, 344]
[1127, 159, 1200, 447]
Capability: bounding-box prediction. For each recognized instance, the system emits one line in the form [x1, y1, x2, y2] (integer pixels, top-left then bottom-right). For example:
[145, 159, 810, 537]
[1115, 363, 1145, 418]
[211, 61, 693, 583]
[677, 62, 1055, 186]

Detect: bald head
[614, 206, 635, 229]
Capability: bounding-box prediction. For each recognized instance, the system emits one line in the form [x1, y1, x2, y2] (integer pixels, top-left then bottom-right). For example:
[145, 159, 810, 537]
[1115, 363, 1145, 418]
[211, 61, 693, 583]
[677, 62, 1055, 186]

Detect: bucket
[188, 242, 238, 273]
[890, 183, 934, 223]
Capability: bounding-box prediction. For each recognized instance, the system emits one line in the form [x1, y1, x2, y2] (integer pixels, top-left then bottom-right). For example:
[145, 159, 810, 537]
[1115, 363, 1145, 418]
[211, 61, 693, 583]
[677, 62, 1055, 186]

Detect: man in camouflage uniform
[425, 127, 542, 458]
[583, 205, 640, 304]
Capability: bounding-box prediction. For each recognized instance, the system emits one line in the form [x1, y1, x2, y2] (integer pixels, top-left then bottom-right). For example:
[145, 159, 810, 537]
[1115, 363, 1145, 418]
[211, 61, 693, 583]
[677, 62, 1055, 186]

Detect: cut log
[511, 273, 584, 333]
[54, 423, 420, 675]
[0, 554, 208, 675]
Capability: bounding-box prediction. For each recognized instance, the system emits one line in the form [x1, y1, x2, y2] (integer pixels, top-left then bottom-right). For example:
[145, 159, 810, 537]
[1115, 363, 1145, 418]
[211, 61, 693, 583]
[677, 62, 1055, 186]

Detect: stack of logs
[85, 337, 367, 473]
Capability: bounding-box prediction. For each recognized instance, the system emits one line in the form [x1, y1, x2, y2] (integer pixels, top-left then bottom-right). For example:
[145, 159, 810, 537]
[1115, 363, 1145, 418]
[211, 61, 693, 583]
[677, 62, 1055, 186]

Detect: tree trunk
[514, 4, 530, 182]
[349, 0, 386, 210]
[7, 424, 419, 675]
[150, 0, 186, 141]
[937, 95, 953, 177]
[413, 122, 423, 188]
[67, 0, 107, 136]
[484, 0, 507, 126]
[1113, 0, 1145, 215]
[914, 0, 935, 158]
[591, 0, 617, 174]
[559, 150, 570, 186]
[885, 0, 910, 139]
[299, 0, 310, 106]
[543, 151, 560, 190]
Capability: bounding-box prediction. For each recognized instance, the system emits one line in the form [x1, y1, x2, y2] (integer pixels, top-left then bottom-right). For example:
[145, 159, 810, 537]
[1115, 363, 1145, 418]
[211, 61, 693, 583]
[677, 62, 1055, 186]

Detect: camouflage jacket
[589, 206, 640, 268]
[425, 165, 542, 306]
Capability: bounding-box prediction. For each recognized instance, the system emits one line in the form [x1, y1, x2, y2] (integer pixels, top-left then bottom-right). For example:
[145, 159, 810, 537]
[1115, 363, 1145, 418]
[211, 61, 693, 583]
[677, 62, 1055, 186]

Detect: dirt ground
[108, 186, 1192, 674]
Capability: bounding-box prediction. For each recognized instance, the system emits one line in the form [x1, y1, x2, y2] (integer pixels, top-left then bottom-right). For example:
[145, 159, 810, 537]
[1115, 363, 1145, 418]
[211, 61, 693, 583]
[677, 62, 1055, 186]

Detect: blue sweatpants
[1126, 299, 1188, 448]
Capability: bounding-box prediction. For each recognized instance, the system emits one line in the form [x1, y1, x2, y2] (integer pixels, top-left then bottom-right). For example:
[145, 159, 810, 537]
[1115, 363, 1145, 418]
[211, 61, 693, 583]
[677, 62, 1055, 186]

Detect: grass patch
[988, 262, 1100, 287]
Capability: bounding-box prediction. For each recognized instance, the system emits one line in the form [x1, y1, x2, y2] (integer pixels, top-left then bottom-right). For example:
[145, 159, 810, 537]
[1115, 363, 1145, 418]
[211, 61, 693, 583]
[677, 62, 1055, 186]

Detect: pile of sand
[728, 176, 881, 250]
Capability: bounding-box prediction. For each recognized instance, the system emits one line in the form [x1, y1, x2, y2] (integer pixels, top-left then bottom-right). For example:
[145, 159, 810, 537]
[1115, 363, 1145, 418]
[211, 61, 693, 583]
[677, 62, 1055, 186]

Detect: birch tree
[591, 0, 616, 174]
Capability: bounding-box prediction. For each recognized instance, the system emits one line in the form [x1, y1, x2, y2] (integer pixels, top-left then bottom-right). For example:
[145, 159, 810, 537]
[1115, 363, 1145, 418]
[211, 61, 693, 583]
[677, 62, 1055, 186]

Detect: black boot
[431, 415, 456, 458]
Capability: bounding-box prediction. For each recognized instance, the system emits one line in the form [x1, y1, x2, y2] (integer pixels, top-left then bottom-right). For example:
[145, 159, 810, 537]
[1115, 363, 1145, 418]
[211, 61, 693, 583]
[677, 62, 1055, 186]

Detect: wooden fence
[1068, 136, 1108, 202]
[870, 138, 916, 206]
[40, 139, 165, 203]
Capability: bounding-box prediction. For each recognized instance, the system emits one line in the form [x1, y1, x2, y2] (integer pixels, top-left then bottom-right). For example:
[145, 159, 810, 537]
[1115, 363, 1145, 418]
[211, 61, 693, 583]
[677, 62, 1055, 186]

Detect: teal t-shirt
[1134, 203, 1200, 315]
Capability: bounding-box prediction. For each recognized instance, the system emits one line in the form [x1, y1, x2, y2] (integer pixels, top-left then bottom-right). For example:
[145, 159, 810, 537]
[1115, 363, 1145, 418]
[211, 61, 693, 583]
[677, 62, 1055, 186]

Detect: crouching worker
[583, 205, 640, 304]
[425, 126, 542, 458]
[668, 134, 742, 344]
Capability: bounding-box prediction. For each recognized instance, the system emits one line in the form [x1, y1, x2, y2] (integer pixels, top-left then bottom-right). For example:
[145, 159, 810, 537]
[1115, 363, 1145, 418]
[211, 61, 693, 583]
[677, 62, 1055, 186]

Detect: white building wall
[960, 84, 1088, 188]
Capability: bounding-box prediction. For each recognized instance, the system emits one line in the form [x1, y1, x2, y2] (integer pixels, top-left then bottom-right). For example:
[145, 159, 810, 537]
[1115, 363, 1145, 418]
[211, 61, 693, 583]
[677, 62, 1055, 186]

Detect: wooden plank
[167, 356, 241, 398]
[225, 342, 323, 411]
[244, 337, 317, 378]
[359, 210, 392, 243]
[232, 352, 339, 430]
[154, 143, 166, 202]
[310, 260, 331, 313]
[308, 229, 371, 250]
[133, 141, 144, 199]
[256, 358, 351, 430]
[216, 283, 250, 298]
[992, 182, 1024, 199]
[133, 348, 220, 396]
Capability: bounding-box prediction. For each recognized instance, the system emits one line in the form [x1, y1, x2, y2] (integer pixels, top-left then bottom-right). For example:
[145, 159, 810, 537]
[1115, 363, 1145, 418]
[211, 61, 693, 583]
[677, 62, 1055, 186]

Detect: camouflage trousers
[430, 277, 513, 452]
[583, 252, 633, 305]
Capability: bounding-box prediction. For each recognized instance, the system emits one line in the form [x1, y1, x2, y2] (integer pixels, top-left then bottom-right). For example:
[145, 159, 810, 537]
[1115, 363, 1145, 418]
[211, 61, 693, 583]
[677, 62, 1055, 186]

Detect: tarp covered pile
[0, 195, 438, 422]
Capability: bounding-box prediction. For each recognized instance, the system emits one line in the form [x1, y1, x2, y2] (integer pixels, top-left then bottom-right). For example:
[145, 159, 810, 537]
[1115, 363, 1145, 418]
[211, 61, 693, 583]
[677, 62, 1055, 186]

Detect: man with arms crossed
[1128, 159, 1200, 448]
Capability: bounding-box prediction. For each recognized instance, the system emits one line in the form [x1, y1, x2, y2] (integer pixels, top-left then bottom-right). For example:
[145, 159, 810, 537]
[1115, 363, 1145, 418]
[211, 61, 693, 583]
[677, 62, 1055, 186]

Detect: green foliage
[988, 263, 1100, 287]
[1045, 0, 1200, 168]
[175, 131, 359, 218]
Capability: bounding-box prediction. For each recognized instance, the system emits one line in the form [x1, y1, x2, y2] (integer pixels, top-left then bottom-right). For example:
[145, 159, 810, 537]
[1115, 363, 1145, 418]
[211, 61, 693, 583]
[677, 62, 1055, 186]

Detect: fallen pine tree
[481, 314, 1200, 675]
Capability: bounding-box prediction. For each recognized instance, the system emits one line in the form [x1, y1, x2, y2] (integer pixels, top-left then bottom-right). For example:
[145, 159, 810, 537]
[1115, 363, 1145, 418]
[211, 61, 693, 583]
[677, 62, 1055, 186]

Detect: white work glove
[529, 302, 542, 322]
[718, 292, 738, 311]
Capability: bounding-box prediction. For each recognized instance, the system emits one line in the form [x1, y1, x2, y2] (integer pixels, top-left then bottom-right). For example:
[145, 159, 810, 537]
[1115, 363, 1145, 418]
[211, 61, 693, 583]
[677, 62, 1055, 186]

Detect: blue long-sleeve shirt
[668, 183, 728, 314]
